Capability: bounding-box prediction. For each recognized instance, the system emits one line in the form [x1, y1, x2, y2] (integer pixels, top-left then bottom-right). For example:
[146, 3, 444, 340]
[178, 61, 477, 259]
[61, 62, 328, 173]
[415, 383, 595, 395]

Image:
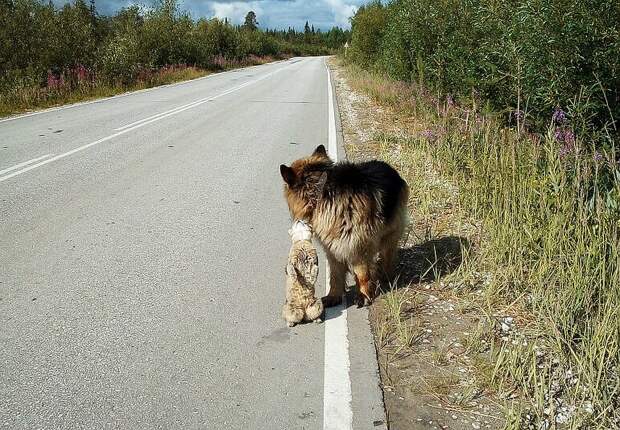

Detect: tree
[304, 21, 310, 34]
[243, 10, 257, 31]
[349, 2, 386, 68]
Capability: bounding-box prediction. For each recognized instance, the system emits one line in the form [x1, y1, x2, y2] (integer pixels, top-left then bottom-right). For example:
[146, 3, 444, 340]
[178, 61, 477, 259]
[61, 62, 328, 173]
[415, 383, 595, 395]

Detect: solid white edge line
[323, 56, 354, 430]
[0, 154, 52, 176]
[0, 74, 218, 125]
[0, 61, 299, 183]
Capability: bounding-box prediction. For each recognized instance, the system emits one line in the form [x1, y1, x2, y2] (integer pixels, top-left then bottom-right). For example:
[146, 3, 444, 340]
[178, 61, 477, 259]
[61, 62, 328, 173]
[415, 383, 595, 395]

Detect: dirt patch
[329, 58, 506, 430]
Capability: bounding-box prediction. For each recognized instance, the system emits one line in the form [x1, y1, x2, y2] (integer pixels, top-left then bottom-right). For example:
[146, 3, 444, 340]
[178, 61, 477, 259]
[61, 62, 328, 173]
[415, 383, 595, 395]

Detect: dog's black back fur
[325, 160, 407, 223]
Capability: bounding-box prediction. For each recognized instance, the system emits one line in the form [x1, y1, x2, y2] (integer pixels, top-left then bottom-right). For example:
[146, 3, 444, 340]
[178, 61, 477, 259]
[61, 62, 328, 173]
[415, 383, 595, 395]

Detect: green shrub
[350, 0, 620, 135]
[98, 33, 141, 84]
[349, 1, 386, 69]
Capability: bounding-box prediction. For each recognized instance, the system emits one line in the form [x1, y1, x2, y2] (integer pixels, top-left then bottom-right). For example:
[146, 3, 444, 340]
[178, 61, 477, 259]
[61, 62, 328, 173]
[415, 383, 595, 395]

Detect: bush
[98, 33, 141, 84]
[346, 0, 620, 424]
[349, 1, 386, 69]
[349, 0, 620, 135]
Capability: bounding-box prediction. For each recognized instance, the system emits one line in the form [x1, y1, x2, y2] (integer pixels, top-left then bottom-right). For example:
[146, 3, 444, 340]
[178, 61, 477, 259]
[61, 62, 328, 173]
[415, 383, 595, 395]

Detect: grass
[0, 55, 279, 118]
[341, 59, 619, 429]
[377, 283, 426, 355]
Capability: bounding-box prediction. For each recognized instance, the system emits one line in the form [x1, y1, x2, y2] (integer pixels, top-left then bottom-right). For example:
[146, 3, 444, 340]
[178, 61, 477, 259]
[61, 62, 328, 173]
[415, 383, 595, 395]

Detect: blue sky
[83, 0, 366, 30]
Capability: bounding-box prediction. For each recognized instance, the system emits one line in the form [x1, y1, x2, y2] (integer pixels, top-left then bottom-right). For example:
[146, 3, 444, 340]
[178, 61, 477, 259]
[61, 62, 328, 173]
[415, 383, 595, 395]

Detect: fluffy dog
[280, 145, 409, 307]
[282, 220, 324, 327]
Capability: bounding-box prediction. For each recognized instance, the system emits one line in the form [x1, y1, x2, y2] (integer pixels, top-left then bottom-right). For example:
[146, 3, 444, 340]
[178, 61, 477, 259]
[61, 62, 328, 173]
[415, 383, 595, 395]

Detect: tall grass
[344, 63, 619, 428]
[0, 56, 280, 117]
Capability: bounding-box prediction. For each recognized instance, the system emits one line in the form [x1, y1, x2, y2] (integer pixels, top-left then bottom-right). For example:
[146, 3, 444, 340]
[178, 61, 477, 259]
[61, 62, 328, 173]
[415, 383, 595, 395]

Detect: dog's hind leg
[380, 189, 410, 285]
[352, 261, 376, 307]
[322, 252, 346, 307]
[380, 227, 404, 284]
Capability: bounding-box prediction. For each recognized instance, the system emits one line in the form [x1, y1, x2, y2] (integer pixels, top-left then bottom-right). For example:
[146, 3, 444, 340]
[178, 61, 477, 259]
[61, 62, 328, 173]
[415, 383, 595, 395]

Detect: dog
[280, 145, 409, 307]
[282, 220, 324, 327]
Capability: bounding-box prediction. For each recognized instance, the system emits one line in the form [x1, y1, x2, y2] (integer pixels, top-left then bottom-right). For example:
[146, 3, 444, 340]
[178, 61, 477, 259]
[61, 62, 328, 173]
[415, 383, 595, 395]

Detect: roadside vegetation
[344, 1, 619, 428]
[0, 0, 348, 117]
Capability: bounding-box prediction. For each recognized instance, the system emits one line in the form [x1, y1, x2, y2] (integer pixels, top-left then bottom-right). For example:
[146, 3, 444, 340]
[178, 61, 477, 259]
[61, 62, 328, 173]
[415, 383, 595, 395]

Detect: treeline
[0, 0, 348, 109]
[348, 0, 619, 135]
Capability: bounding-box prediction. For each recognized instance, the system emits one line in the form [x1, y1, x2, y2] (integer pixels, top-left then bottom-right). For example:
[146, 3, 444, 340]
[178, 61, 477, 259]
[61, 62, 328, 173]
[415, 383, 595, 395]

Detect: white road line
[0, 59, 293, 125]
[0, 75, 217, 125]
[114, 99, 206, 131]
[0, 154, 52, 176]
[0, 61, 298, 183]
[115, 80, 255, 131]
[323, 57, 353, 430]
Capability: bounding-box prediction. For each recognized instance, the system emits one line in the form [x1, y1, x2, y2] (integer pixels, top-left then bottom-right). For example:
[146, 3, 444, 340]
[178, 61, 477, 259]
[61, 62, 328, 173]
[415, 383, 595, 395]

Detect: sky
[82, 0, 367, 30]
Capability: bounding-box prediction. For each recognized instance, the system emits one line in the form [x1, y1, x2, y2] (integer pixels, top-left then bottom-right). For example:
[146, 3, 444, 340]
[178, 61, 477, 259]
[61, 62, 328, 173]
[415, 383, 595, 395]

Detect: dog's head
[280, 145, 333, 220]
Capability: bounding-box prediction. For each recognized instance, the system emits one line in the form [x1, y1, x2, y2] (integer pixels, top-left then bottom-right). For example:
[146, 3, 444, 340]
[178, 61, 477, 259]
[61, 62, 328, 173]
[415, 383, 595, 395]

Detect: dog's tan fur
[282, 222, 324, 326]
[280, 145, 409, 306]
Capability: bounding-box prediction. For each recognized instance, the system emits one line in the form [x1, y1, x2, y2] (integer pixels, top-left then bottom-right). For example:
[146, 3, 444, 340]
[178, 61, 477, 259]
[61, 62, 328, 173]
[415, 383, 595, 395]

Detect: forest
[0, 0, 349, 114]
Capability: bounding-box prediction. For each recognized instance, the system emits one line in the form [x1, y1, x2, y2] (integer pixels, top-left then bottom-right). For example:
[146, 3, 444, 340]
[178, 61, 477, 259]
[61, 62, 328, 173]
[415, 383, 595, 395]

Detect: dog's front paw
[355, 293, 373, 308]
[287, 321, 296, 327]
[321, 295, 342, 308]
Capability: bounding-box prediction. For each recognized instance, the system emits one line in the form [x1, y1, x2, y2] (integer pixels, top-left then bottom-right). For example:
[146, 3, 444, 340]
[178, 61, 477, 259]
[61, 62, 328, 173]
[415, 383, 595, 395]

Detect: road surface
[0, 57, 385, 429]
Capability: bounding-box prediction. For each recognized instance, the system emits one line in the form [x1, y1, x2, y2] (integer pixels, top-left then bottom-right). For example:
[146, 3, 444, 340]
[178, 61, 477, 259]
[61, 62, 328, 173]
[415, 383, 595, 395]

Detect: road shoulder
[327, 58, 388, 430]
[328, 57, 506, 430]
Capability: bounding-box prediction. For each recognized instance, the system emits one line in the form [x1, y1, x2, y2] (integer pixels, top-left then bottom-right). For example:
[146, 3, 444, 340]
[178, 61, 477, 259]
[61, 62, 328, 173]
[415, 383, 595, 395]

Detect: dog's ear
[313, 145, 328, 158]
[280, 164, 296, 185]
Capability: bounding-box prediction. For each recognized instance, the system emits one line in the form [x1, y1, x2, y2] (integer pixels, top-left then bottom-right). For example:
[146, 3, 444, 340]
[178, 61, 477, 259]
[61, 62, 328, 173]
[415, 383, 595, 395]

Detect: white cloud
[64, 0, 363, 29]
[210, 1, 264, 25]
[206, 0, 358, 29]
[323, 0, 358, 28]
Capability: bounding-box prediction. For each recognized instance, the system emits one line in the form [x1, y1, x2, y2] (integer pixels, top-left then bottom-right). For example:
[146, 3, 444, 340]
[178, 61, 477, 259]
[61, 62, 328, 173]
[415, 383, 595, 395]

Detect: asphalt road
[0, 57, 385, 430]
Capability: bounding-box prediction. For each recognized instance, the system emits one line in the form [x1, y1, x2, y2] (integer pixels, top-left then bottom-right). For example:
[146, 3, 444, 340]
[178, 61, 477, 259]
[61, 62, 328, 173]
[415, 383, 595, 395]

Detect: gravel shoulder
[328, 57, 507, 430]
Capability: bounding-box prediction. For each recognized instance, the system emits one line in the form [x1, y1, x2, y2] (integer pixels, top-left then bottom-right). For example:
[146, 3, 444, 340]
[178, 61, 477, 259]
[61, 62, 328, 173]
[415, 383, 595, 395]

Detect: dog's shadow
[322, 236, 470, 320]
[386, 235, 470, 291]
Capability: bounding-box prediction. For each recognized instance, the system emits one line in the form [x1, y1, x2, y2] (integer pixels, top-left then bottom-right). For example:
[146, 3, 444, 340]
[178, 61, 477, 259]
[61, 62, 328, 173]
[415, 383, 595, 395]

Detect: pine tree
[243, 10, 257, 31]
